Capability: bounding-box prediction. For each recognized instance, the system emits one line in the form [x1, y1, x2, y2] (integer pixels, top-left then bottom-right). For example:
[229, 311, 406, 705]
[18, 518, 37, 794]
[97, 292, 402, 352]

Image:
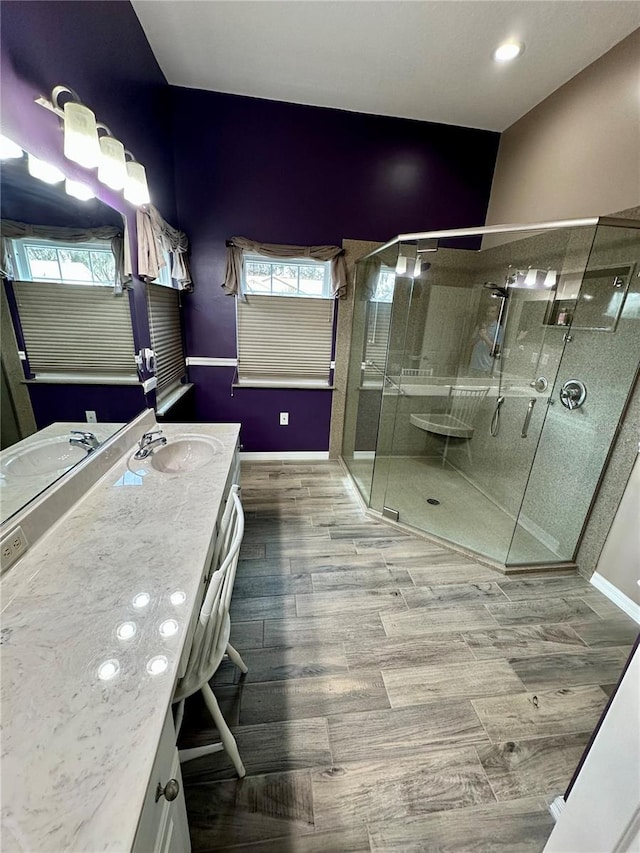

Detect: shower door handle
[521, 398, 536, 438]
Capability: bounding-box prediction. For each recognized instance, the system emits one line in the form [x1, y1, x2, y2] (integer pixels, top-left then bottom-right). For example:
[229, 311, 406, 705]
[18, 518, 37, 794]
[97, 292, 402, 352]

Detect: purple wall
[170, 88, 500, 450]
[28, 384, 147, 431]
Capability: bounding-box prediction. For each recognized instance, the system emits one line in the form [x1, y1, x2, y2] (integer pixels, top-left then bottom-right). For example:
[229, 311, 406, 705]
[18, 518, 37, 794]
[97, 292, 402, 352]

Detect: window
[9, 238, 116, 286]
[146, 284, 186, 398]
[237, 255, 334, 387]
[7, 237, 137, 383]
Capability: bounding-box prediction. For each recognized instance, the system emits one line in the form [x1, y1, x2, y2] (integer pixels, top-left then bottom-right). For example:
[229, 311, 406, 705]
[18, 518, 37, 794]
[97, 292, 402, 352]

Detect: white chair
[173, 485, 248, 778]
[410, 385, 489, 465]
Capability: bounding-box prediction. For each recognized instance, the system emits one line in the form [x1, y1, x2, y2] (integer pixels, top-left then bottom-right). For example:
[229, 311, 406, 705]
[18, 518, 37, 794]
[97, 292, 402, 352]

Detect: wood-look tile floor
[179, 461, 639, 852]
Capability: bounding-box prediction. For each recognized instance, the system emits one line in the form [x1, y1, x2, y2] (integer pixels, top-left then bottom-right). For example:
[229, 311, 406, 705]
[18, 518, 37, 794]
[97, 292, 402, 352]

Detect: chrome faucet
[69, 430, 99, 453]
[134, 428, 167, 459]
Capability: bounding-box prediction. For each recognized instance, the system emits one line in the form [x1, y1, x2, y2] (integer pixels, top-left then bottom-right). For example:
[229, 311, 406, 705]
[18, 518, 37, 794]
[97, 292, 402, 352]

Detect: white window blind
[12, 280, 136, 380]
[146, 284, 186, 396]
[364, 301, 392, 377]
[237, 294, 334, 386]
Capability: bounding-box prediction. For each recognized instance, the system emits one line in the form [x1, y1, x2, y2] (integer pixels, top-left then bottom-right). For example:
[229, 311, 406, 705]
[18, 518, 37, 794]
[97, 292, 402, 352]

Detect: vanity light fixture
[147, 655, 169, 676]
[170, 590, 186, 606]
[493, 41, 525, 63]
[124, 154, 151, 206]
[27, 153, 65, 185]
[544, 269, 557, 289]
[132, 592, 151, 609]
[0, 135, 23, 159]
[524, 267, 538, 287]
[65, 178, 95, 201]
[35, 84, 151, 206]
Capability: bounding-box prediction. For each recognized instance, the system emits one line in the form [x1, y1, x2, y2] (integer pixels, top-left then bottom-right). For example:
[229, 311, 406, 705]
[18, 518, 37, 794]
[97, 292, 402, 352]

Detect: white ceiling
[132, 1, 639, 132]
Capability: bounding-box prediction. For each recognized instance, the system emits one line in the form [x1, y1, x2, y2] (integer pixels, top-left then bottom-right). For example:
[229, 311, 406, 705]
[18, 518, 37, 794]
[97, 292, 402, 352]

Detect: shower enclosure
[341, 217, 640, 569]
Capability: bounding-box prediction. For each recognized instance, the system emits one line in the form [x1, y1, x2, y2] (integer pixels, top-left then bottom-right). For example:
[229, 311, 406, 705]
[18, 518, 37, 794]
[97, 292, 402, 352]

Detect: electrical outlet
[86, 410, 97, 423]
[1, 525, 29, 572]
[280, 412, 289, 426]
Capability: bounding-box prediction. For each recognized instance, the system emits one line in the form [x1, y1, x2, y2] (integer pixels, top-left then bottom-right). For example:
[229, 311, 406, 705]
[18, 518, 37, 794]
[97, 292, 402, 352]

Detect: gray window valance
[137, 205, 193, 292]
[1, 218, 129, 294]
[223, 236, 347, 299]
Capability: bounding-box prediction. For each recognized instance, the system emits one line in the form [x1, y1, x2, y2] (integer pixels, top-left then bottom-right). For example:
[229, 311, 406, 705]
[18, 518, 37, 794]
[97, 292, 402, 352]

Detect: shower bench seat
[410, 412, 474, 439]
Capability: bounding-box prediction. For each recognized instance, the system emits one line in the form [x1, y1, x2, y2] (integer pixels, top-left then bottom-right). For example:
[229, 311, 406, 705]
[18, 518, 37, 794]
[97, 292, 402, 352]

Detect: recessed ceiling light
[493, 41, 525, 63]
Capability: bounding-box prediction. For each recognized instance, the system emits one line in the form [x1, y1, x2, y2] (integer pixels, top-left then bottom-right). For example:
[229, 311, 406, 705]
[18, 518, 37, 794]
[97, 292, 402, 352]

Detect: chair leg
[226, 643, 248, 674]
[201, 683, 246, 778]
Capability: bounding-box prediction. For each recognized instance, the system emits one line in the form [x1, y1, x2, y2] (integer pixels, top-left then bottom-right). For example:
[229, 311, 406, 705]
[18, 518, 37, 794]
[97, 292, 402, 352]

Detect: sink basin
[131, 435, 223, 475]
[1, 437, 88, 477]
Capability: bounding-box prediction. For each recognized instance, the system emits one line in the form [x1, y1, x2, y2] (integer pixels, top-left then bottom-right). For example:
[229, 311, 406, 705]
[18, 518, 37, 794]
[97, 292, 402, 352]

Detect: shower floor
[346, 454, 562, 566]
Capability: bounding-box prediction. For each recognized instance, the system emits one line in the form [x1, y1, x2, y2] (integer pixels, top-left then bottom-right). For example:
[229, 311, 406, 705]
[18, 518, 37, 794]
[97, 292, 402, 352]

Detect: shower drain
[426, 498, 441, 506]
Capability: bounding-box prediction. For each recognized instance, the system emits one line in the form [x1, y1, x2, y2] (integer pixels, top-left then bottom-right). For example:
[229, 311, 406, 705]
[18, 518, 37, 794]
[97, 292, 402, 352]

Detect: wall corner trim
[590, 571, 640, 625]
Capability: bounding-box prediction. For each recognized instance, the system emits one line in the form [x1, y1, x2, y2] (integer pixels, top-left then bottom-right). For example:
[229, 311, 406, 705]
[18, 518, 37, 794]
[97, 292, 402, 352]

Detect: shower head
[482, 282, 509, 298]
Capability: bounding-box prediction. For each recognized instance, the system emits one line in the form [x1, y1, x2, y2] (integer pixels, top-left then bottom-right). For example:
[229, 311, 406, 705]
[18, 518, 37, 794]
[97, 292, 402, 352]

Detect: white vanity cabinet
[133, 710, 190, 853]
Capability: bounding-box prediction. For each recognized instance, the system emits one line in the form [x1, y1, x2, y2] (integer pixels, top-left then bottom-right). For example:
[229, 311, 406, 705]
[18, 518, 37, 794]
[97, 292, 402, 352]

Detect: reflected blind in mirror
[237, 295, 334, 385]
[146, 284, 186, 395]
[13, 281, 136, 378]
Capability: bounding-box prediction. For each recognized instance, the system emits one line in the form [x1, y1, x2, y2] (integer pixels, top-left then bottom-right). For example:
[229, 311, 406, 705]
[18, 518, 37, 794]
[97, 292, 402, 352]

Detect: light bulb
[493, 41, 524, 63]
[170, 590, 186, 606]
[65, 178, 95, 201]
[116, 621, 137, 640]
[98, 659, 120, 681]
[159, 619, 179, 638]
[124, 160, 150, 206]
[147, 655, 168, 675]
[63, 101, 101, 168]
[98, 135, 127, 190]
[413, 257, 422, 278]
[524, 268, 538, 287]
[132, 592, 150, 609]
[27, 154, 65, 184]
[0, 136, 23, 159]
[544, 269, 557, 289]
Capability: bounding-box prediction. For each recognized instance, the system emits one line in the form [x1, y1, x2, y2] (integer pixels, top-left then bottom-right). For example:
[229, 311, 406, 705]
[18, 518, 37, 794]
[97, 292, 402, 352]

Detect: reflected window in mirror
[146, 281, 186, 403]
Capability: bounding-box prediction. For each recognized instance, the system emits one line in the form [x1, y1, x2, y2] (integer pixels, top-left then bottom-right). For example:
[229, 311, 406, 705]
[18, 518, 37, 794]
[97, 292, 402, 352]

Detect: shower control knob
[560, 379, 587, 410]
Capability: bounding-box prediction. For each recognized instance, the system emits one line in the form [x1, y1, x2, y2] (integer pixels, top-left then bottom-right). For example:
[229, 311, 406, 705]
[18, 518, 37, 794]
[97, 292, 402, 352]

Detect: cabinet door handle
[155, 778, 180, 803]
[521, 398, 536, 438]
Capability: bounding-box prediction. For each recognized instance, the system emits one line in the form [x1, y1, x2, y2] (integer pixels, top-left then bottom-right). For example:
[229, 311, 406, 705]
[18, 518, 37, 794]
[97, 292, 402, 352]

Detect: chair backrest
[448, 386, 489, 427]
[176, 485, 244, 698]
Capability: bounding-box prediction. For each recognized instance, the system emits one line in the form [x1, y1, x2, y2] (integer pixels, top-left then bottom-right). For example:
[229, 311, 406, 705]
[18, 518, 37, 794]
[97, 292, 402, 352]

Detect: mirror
[1, 146, 146, 524]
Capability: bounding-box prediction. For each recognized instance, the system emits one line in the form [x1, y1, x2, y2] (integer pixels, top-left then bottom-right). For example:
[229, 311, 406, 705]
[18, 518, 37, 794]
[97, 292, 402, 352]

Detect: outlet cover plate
[1, 525, 29, 573]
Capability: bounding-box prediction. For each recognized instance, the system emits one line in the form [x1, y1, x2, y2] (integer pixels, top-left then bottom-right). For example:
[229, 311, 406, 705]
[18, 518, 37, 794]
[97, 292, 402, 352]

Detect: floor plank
[217, 826, 372, 852]
[571, 616, 639, 647]
[463, 624, 588, 660]
[382, 605, 498, 638]
[498, 575, 595, 601]
[472, 685, 608, 742]
[239, 672, 390, 725]
[180, 718, 332, 784]
[486, 597, 601, 627]
[343, 632, 474, 672]
[312, 567, 412, 591]
[185, 770, 315, 849]
[239, 644, 349, 683]
[264, 613, 387, 647]
[382, 659, 525, 706]
[476, 732, 591, 801]
[328, 700, 489, 762]
[406, 563, 504, 585]
[290, 553, 388, 575]
[312, 747, 495, 830]
[402, 581, 509, 609]
[234, 573, 313, 599]
[230, 594, 297, 621]
[296, 588, 406, 618]
[509, 648, 628, 691]
[368, 797, 553, 852]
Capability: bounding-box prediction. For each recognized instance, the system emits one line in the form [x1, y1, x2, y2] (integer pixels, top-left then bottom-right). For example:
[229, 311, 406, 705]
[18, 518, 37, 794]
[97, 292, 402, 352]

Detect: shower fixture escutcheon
[559, 379, 587, 410]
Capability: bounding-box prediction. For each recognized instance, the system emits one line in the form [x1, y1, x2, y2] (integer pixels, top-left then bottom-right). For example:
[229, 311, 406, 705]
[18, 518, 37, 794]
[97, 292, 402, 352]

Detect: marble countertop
[0, 421, 241, 852]
[0, 422, 124, 525]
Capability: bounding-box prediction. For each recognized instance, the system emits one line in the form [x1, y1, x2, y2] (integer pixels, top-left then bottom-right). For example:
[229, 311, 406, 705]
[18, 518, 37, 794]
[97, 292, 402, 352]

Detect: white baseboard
[549, 796, 566, 822]
[590, 572, 640, 624]
[239, 451, 330, 461]
[186, 357, 238, 367]
[353, 451, 375, 460]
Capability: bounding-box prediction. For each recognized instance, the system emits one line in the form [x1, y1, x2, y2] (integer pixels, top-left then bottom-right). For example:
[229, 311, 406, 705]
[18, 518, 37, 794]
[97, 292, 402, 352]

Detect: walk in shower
[341, 217, 640, 569]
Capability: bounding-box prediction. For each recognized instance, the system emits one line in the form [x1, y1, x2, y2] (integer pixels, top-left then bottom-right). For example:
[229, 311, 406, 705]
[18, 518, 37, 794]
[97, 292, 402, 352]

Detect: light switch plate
[1, 525, 29, 573]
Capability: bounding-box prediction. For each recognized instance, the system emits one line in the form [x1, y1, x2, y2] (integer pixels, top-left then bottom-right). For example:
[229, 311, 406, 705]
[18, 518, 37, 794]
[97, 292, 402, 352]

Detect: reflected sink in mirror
[128, 435, 223, 476]
[1, 436, 89, 477]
